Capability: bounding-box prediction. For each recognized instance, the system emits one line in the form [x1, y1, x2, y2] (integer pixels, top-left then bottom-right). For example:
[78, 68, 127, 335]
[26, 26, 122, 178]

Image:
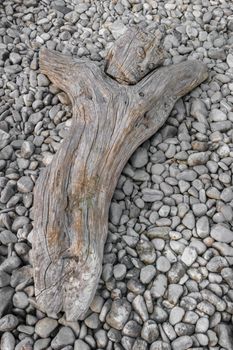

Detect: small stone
[167, 284, 183, 306]
[187, 152, 209, 166]
[227, 53, 233, 68]
[197, 301, 215, 316]
[90, 295, 104, 313]
[140, 265, 156, 284]
[196, 216, 209, 238]
[151, 274, 167, 298]
[9, 52, 21, 64]
[136, 239, 156, 264]
[192, 203, 207, 216]
[21, 141, 35, 158]
[210, 224, 233, 243]
[109, 203, 122, 225]
[150, 341, 171, 350]
[74, 339, 90, 350]
[168, 262, 186, 283]
[177, 170, 197, 182]
[206, 256, 228, 272]
[34, 338, 51, 350]
[0, 287, 14, 318]
[37, 73, 50, 87]
[215, 323, 233, 350]
[94, 329, 108, 348]
[0, 314, 18, 331]
[156, 256, 171, 272]
[195, 317, 209, 333]
[130, 147, 148, 168]
[106, 299, 131, 330]
[171, 335, 193, 350]
[84, 313, 100, 329]
[12, 291, 28, 309]
[0, 270, 11, 287]
[17, 176, 33, 193]
[113, 264, 127, 280]
[181, 246, 197, 267]
[141, 320, 159, 343]
[221, 268, 233, 289]
[220, 188, 233, 202]
[132, 295, 148, 322]
[51, 326, 75, 349]
[169, 307, 185, 325]
[123, 320, 141, 337]
[142, 188, 164, 202]
[182, 212, 195, 229]
[0, 331, 15, 350]
[35, 317, 58, 338]
[0, 181, 15, 204]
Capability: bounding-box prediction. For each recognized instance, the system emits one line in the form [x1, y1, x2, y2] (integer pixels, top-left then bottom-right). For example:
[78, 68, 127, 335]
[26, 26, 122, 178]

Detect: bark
[32, 27, 208, 321]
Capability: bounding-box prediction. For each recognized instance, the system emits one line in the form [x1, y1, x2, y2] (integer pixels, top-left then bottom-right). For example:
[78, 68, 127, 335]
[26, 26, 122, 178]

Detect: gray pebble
[0, 331, 15, 350]
[210, 224, 233, 243]
[106, 299, 131, 330]
[130, 147, 148, 168]
[17, 176, 33, 193]
[140, 265, 156, 284]
[51, 326, 75, 349]
[74, 339, 90, 350]
[141, 320, 159, 344]
[171, 335, 193, 350]
[0, 314, 18, 332]
[113, 264, 127, 280]
[35, 317, 58, 338]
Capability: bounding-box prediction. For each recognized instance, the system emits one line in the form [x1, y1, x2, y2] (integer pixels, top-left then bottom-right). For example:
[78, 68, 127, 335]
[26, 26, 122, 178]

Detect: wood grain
[32, 27, 208, 321]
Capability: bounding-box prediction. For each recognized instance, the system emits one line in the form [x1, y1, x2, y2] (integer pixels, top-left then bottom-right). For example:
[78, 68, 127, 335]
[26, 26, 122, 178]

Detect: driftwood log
[32, 27, 208, 321]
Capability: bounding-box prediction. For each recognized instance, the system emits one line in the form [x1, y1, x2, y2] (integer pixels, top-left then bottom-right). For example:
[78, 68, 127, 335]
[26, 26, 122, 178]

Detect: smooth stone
[181, 246, 198, 267]
[109, 202, 122, 225]
[132, 295, 148, 322]
[187, 152, 209, 166]
[35, 317, 58, 338]
[130, 147, 148, 168]
[0, 314, 19, 331]
[74, 339, 90, 350]
[0, 287, 14, 318]
[106, 298, 131, 330]
[51, 326, 75, 349]
[215, 323, 233, 350]
[140, 265, 156, 284]
[136, 239, 156, 264]
[141, 320, 159, 344]
[84, 313, 100, 329]
[210, 224, 233, 243]
[156, 256, 171, 272]
[0, 331, 15, 350]
[169, 307, 185, 325]
[171, 335, 193, 350]
[151, 274, 167, 298]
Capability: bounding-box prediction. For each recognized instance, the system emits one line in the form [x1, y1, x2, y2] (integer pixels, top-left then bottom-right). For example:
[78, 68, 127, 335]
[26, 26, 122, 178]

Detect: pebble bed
[0, 0, 233, 349]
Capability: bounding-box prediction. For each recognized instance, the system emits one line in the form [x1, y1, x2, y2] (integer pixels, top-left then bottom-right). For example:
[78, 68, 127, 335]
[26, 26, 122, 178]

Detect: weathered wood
[32, 27, 208, 321]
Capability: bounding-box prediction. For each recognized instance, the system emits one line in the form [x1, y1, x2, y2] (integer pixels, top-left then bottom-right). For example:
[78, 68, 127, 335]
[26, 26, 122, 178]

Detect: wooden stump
[32, 26, 208, 321]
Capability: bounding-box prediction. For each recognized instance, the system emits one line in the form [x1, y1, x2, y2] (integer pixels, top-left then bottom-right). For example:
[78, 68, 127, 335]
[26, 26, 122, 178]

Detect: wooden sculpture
[32, 27, 208, 321]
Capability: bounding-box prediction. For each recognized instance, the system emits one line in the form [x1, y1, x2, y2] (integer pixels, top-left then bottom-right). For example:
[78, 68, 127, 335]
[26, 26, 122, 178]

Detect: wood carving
[32, 26, 208, 321]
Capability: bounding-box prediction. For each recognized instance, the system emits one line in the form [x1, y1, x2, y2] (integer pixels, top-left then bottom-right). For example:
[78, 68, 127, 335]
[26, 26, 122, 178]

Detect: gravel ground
[0, 0, 233, 349]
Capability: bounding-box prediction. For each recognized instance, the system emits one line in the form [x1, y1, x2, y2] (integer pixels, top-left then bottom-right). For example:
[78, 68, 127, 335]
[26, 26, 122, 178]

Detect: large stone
[171, 335, 193, 350]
